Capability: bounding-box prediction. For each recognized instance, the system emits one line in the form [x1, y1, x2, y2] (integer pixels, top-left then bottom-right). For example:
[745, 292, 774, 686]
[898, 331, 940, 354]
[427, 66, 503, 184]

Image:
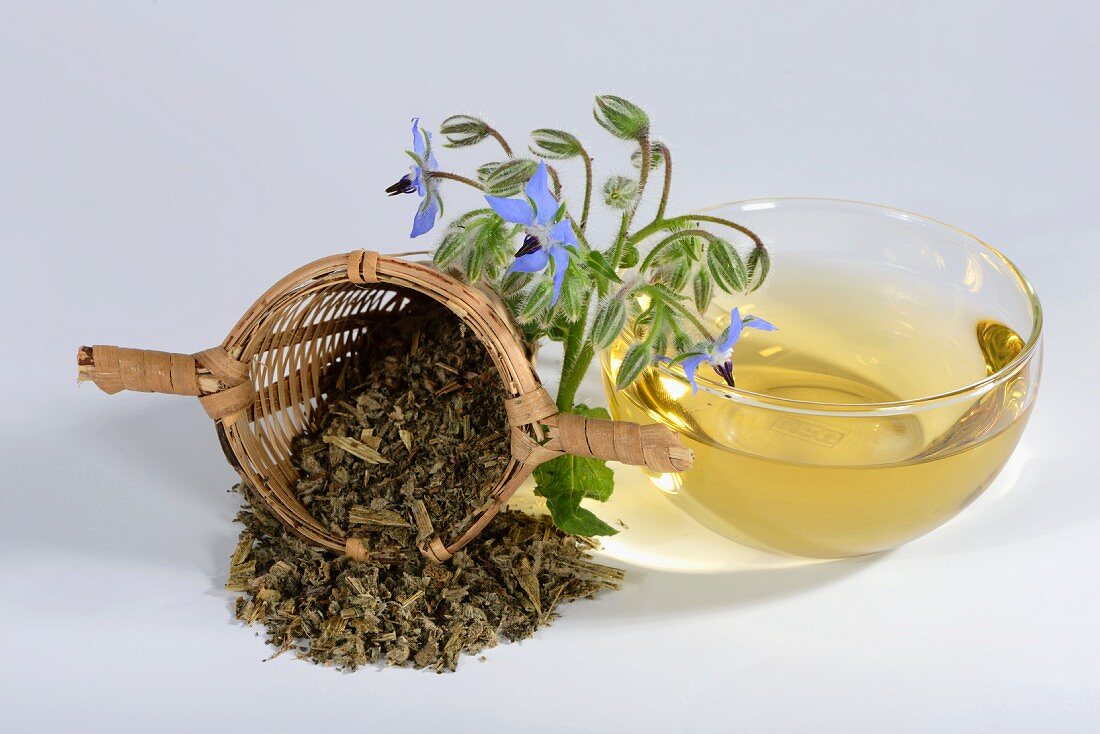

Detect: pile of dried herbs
[226, 302, 623, 672]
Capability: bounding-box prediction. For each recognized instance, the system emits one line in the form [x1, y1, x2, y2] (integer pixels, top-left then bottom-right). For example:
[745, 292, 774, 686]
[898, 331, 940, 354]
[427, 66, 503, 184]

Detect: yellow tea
[603, 260, 1038, 557]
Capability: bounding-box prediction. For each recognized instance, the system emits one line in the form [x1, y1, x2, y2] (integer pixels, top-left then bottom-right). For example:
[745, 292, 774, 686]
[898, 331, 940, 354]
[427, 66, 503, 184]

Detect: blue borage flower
[386, 118, 442, 238]
[484, 161, 576, 304]
[665, 307, 777, 393]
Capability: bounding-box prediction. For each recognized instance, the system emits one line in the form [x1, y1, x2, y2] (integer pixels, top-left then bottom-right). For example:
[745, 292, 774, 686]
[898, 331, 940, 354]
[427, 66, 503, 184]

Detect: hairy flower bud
[594, 95, 650, 140]
[530, 128, 584, 159]
[477, 159, 538, 197]
[440, 114, 490, 148]
[706, 239, 748, 292]
[746, 245, 771, 292]
[590, 297, 628, 349]
[615, 342, 653, 389]
[693, 271, 714, 312]
[603, 175, 639, 210]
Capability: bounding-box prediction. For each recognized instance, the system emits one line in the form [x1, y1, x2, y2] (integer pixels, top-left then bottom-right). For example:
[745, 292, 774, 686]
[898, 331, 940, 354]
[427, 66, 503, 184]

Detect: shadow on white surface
[508, 464, 882, 618]
[603, 556, 880, 620]
[22, 399, 871, 620]
[911, 446, 1097, 555]
[9, 396, 1076, 626]
[4, 401, 241, 577]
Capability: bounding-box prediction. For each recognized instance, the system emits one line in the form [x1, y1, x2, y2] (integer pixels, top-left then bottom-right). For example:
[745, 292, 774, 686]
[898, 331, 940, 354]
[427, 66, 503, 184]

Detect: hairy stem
[653, 143, 672, 223]
[570, 218, 592, 252]
[643, 285, 713, 338]
[638, 228, 718, 272]
[610, 134, 652, 268]
[627, 133, 652, 231]
[578, 144, 594, 231]
[556, 294, 594, 411]
[428, 171, 483, 190]
[610, 212, 630, 267]
[668, 314, 690, 341]
[643, 307, 666, 346]
[546, 163, 563, 198]
[556, 338, 594, 412]
[628, 213, 765, 250]
[485, 126, 513, 157]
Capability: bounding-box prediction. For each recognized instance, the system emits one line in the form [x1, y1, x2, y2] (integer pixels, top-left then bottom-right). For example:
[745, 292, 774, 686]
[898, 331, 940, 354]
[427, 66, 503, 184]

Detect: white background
[2, 2, 1098, 732]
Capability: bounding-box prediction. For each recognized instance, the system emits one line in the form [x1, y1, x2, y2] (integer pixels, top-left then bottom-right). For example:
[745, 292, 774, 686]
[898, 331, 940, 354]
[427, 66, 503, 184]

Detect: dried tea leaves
[227, 302, 622, 671]
[230, 499, 621, 672]
[293, 307, 512, 546]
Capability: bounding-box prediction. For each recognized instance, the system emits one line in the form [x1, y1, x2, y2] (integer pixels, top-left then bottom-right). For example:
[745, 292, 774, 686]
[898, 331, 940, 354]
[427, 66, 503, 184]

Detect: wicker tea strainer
[77, 251, 693, 562]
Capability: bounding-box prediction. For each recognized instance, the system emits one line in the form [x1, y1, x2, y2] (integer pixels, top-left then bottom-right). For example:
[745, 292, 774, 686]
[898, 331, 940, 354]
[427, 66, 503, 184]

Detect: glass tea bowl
[601, 198, 1042, 558]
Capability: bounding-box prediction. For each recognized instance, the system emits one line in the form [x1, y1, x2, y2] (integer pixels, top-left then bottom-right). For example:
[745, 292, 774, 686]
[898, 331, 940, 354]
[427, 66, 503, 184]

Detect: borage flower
[385, 118, 442, 238]
[485, 161, 575, 304]
[669, 307, 776, 394]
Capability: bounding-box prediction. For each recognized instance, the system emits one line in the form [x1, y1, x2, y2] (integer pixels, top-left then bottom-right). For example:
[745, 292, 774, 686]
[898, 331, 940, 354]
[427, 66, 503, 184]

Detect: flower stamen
[515, 233, 542, 258]
[385, 174, 418, 196]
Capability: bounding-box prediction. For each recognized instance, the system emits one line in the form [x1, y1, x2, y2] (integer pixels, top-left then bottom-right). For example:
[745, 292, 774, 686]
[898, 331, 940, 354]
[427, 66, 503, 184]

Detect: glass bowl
[601, 197, 1043, 558]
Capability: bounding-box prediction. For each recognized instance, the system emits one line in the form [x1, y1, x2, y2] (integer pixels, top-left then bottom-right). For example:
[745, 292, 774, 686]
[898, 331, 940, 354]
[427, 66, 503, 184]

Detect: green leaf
[602, 175, 639, 210]
[590, 297, 627, 349]
[706, 239, 748, 292]
[593, 95, 650, 140]
[533, 405, 617, 536]
[465, 239, 486, 282]
[746, 246, 771, 292]
[615, 342, 652, 390]
[585, 250, 622, 284]
[499, 269, 531, 296]
[570, 402, 609, 420]
[477, 159, 538, 197]
[662, 259, 692, 291]
[537, 484, 619, 536]
[480, 213, 510, 254]
[693, 270, 714, 312]
[454, 207, 495, 225]
[461, 213, 509, 282]
[673, 333, 695, 354]
[516, 279, 553, 323]
[665, 349, 704, 368]
[650, 330, 669, 357]
[439, 114, 490, 148]
[644, 281, 686, 306]
[554, 200, 568, 223]
[557, 266, 590, 323]
[433, 226, 467, 269]
[546, 322, 569, 342]
[530, 128, 583, 159]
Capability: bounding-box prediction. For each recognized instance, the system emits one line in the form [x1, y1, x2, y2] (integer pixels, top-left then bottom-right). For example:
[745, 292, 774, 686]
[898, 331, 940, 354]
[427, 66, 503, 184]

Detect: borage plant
[387, 96, 773, 536]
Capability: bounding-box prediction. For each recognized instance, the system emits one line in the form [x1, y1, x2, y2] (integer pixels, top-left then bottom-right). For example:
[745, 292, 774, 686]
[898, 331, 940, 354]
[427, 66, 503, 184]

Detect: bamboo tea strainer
[77, 251, 693, 562]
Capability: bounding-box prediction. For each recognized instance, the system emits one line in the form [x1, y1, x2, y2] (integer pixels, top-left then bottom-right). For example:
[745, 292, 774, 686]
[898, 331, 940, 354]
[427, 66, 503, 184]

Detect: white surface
[2, 2, 1098, 732]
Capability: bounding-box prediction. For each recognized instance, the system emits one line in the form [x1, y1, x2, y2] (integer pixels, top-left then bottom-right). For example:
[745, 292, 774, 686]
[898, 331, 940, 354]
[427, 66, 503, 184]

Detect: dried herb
[227, 303, 622, 671]
[291, 306, 511, 544]
[229, 499, 621, 672]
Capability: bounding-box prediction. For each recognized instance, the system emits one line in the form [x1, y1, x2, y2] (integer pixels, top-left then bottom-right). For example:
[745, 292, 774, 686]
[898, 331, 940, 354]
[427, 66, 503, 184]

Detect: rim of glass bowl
[611, 196, 1043, 417]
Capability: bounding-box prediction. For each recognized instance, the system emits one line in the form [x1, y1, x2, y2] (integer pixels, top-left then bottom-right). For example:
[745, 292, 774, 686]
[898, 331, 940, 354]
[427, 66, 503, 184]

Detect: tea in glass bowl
[602, 198, 1042, 558]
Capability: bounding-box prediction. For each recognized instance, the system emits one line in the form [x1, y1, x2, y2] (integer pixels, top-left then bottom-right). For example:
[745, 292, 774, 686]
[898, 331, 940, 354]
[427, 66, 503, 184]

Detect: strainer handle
[77, 345, 254, 421]
[421, 412, 694, 562]
[553, 413, 693, 472]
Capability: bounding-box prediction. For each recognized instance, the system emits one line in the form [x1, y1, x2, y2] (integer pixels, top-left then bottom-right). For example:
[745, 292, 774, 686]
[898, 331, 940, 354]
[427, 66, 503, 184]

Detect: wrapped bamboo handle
[554, 413, 693, 472]
[78, 252, 696, 565]
[422, 409, 694, 562]
[77, 345, 254, 421]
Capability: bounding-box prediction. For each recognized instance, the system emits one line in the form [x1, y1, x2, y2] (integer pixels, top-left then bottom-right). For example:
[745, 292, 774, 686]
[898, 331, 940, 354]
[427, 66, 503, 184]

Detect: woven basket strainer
[78, 250, 693, 562]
